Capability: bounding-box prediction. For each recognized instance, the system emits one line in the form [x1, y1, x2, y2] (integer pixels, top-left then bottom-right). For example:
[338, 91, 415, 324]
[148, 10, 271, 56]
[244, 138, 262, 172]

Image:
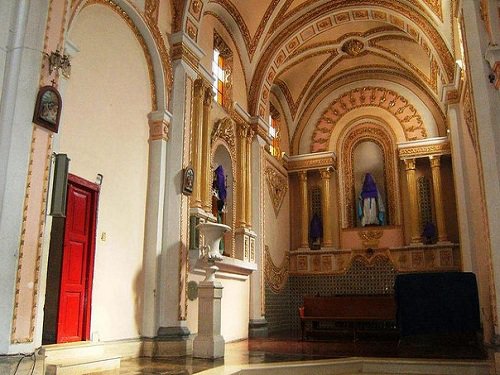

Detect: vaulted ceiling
[203, 0, 456, 153]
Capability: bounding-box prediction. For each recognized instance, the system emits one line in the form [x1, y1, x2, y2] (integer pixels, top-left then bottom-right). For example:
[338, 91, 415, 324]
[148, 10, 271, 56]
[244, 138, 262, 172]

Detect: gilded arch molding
[339, 123, 401, 229]
[311, 86, 426, 153]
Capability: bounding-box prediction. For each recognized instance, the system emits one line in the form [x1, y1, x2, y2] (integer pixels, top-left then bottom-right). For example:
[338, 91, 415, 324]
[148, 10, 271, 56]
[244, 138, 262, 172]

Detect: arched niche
[338, 122, 401, 229]
[353, 141, 387, 227]
[211, 117, 237, 257]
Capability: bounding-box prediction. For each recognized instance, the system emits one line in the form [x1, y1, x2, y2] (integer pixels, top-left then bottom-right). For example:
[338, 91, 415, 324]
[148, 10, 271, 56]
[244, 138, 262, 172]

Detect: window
[212, 49, 225, 105]
[212, 32, 232, 108]
[269, 104, 282, 159]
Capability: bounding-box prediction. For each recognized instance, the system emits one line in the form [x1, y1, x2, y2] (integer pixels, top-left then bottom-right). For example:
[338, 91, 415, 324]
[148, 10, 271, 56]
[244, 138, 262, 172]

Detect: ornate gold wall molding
[398, 141, 451, 159]
[289, 244, 460, 275]
[264, 165, 288, 216]
[211, 116, 236, 156]
[264, 246, 289, 293]
[311, 86, 427, 153]
[340, 123, 399, 229]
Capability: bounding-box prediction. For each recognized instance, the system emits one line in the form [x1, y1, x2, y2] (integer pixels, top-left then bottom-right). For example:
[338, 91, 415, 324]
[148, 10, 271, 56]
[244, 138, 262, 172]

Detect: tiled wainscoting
[265, 259, 396, 332]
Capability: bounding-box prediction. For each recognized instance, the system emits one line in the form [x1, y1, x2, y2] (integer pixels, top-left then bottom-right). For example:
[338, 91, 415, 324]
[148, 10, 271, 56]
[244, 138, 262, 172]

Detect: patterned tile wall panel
[265, 258, 396, 333]
[265, 283, 292, 334]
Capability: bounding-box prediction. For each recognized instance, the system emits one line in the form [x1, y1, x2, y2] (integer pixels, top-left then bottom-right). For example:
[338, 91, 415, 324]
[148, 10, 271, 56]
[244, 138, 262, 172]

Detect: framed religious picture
[182, 165, 195, 195]
[33, 86, 62, 133]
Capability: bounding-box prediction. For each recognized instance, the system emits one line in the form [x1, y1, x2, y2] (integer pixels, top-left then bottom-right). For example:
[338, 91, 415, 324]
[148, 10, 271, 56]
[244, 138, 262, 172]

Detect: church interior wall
[457, 109, 494, 342]
[264, 155, 290, 266]
[158, 0, 174, 36]
[52, 5, 151, 342]
[398, 160, 411, 244]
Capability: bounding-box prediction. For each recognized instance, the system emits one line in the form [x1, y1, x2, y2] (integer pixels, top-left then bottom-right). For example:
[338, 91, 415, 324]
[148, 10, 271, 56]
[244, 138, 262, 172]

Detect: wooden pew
[299, 295, 396, 340]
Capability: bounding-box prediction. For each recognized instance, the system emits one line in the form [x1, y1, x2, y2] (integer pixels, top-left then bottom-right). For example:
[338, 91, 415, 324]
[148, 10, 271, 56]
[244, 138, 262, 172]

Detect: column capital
[404, 158, 416, 171]
[319, 168, 332, 180]
[430, 155, 441, 168]
[203, 86, 213, 108]
[238, 123, 250, 138]
[298, 170, 308, 182]
[148, 110, 172, 141]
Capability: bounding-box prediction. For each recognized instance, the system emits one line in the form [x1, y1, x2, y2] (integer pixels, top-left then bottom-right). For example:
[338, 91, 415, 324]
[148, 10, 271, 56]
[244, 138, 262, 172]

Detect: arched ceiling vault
[201, 0, 454, 155]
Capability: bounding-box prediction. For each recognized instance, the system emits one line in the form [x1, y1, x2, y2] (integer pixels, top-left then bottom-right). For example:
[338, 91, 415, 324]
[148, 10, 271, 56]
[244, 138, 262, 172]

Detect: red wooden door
[57, 176, 98, 343]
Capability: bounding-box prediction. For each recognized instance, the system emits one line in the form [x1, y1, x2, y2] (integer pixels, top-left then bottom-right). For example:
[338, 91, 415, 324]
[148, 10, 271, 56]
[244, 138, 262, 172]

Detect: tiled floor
[112, 332, 489, 375]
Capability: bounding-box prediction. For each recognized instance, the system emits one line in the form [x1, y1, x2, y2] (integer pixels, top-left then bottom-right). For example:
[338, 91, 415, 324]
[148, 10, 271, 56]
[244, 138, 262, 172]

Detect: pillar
[142, 110, 170, 337]
[299, 171, 309, 248]
[237, 124, 248, 228]
[155, 32, 201, 355]
[192, 281, 224, 358]
[320, 168, 333, 247]
[245, 128, 254, 228]
[404, 159, 421, 243]
[429, 156, 448, 242]
[201, 86, 213, 213]
[190, 79, 205, 209]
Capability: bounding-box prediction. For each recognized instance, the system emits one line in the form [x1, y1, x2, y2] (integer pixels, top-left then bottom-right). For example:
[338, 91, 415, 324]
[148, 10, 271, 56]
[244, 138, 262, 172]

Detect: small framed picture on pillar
[182, 166, 195, 195]
[33, 86, 62, 133]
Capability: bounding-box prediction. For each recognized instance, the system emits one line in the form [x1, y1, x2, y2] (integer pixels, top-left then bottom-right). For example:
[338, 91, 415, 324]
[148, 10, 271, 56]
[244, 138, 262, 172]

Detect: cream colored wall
[457, 113, 494, 341]
[198, 15, 248, 112]
[186, 272, 250, 342]
[58, 5, 151, 341]
[264, 155, 290, 265]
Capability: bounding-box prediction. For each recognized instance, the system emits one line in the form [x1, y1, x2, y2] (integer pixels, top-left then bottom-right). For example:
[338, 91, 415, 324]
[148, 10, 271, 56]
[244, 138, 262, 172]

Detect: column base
[249, 318, 268, 338]
[157, 326, 191, 340]
[193, 334, 225, 359]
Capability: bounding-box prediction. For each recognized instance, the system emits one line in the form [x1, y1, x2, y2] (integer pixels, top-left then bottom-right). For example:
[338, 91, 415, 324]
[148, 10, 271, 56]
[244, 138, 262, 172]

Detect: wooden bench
[299, 295, 396, 341]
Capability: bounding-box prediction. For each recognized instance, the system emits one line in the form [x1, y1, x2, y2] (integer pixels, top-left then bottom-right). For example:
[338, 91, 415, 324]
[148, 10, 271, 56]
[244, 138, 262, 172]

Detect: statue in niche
[358, 173, 386, 226]
[309, 213, 322, 250]
[212, 165, 227, 253]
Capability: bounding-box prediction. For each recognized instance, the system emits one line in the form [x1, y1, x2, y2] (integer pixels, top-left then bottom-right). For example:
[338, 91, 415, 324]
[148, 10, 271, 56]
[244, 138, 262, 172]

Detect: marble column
[299, 171, 309, 248]
[404, 159, 421, 243]
[429, 156, 448, 242]
[320, 168, 333, 247]
[142, 110, 170, 337]
[190, 79, 205, 209]
[201, 87, 213, 214]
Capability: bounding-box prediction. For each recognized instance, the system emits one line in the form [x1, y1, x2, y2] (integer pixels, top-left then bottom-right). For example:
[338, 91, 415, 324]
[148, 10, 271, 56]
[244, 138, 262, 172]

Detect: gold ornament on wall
[341, 39, 365, 57]
[211, 117, 236, 156]
[264, 245, 289, 293]
[264, 166, 288, 216]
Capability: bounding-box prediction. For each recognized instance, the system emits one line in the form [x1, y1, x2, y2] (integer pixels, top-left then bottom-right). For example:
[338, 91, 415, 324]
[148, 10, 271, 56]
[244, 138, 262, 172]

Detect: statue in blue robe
[358, 173, 385, 226]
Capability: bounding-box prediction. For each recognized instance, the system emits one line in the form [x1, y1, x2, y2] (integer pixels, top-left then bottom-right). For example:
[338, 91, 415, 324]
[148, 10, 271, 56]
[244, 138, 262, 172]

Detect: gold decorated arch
[340, 123, 400, 229]
[311, 87, 426, 153]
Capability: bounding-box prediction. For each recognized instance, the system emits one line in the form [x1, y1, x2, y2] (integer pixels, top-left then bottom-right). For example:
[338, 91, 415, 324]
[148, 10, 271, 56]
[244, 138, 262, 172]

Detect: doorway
[43, 174, 99, 344]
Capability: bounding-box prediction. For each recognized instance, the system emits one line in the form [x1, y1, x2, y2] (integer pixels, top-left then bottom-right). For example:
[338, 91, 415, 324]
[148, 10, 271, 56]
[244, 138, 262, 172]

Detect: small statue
[358, 173, 386, 226]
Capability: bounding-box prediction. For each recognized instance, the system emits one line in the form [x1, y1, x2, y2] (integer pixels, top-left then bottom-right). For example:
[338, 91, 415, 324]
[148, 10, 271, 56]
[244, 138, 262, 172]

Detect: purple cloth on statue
[310, 213, 323, 240]
[361, 173, 379, 199]
[214, 165, 227, 201]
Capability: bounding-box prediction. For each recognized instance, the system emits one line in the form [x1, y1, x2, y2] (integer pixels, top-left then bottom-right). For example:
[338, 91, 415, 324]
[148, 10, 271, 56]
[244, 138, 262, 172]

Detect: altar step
[45, 356, 120, 375]
[41, 341, 122, 375]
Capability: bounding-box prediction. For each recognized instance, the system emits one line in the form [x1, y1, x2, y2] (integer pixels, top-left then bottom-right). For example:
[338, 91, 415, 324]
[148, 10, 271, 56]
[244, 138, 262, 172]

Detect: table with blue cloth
[395, 272, 481, 337]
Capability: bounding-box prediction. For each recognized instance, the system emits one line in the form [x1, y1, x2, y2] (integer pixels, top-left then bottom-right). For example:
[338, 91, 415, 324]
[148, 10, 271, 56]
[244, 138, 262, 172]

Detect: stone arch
[69, 0, 172, 112]
[311, 87, 427, 153]
[338, 122, 401, 229]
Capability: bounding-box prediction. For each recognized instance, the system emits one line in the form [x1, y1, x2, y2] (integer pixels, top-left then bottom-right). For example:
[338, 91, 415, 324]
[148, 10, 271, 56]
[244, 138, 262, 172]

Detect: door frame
[61, 173, 99, 341]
